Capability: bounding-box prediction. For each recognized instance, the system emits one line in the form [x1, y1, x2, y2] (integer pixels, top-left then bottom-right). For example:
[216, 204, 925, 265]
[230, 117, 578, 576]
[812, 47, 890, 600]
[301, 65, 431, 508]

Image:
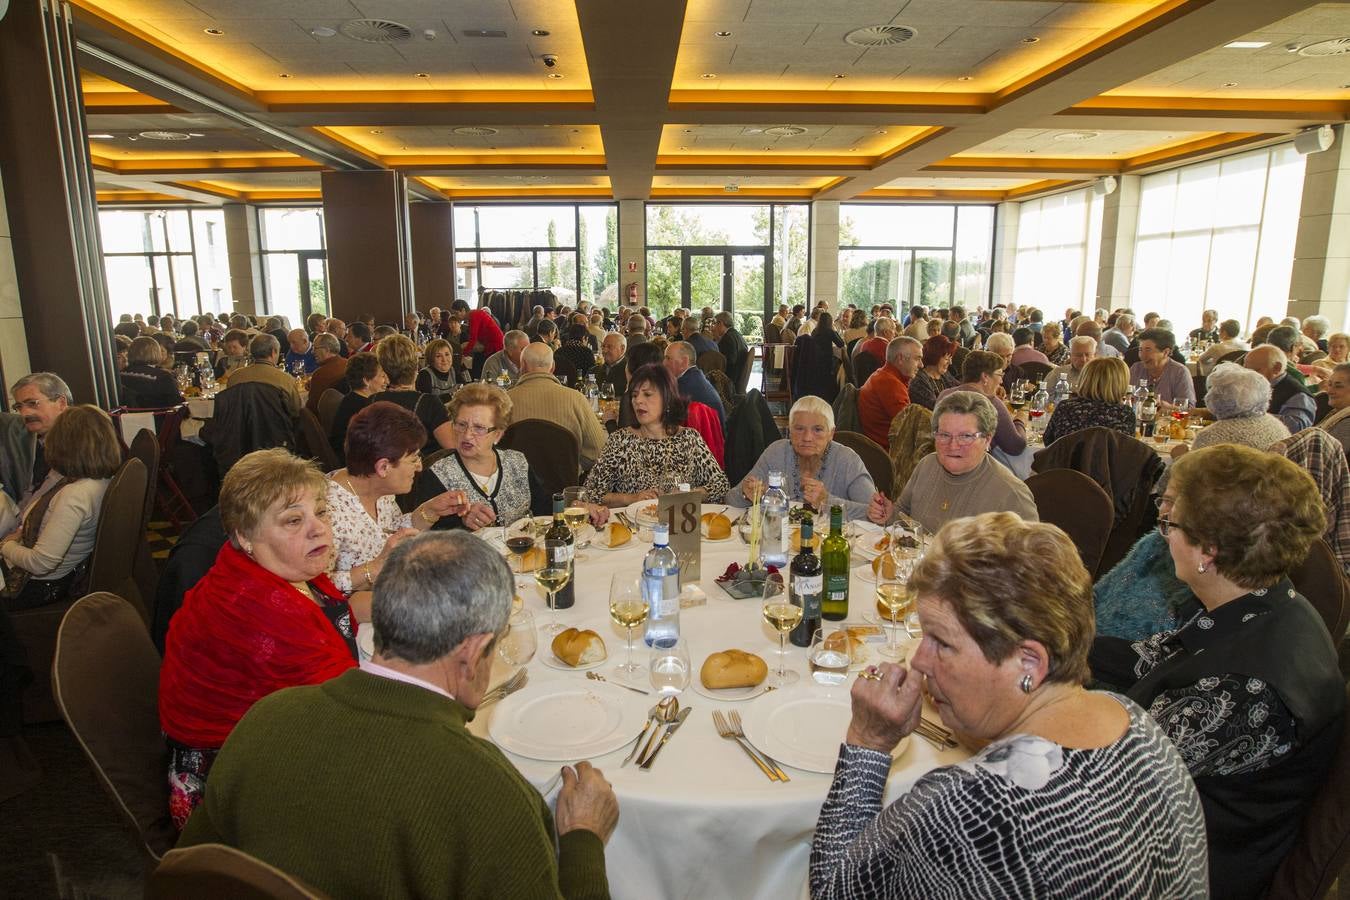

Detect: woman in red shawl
[160, 448, 355, 829]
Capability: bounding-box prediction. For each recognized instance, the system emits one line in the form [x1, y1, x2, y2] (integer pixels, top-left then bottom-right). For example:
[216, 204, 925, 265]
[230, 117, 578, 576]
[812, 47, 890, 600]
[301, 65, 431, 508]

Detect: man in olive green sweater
[178, 531, 618, 899]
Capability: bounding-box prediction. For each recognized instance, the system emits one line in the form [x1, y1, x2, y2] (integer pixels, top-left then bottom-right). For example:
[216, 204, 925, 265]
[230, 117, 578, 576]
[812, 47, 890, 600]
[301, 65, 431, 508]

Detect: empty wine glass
[497, 609, 537, 667]
[649, 637, 691, 696]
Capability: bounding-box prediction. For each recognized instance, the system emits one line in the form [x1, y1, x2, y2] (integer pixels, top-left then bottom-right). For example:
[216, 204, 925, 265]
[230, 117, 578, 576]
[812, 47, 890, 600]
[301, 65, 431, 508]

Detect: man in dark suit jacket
[663, 341, 725, 429]
[711, 311, 749, 394]
[600, 332, 628, 398]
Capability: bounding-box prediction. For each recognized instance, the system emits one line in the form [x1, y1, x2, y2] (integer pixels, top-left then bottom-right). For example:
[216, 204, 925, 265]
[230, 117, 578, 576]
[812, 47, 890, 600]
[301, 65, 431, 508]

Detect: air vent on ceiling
[463, 28, 508, 38]
[1296, 38, 1350, 57]
[1053, 131, 1100, 142]
[452, 126, 499, 136]
[844, 25, 917, 47]
[338, 19, 413, 44]
[763, 125, 807, 137]
[138, 131, 191, 141]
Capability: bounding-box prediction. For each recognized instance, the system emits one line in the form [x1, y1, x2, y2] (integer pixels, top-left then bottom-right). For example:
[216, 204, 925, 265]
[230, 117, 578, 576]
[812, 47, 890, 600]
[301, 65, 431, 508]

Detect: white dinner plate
[356, 625, 375, 660]
[489, 680, 651, 761]
[508, 516, 596, 551]
[692, 679, 769, 702]
[541, 649, 609, 672]
[591, 525, 637, 551]
[741, 687, 910, 773]
[850, 528, 891, 562]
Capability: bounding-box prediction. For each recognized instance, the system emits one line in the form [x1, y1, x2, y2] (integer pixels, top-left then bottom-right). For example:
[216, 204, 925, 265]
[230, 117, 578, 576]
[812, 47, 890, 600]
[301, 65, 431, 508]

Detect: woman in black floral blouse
[1041, 356, 1135, 446]
[1090, 445, 1344, 900]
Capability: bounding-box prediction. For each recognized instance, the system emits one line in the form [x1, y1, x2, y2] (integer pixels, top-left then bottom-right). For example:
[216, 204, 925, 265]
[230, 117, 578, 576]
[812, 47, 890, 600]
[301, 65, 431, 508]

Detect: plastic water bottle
[584, 373, 600, 412]
[1051, 372, 1070, 409]
[1131, 378, 1150, 419]
[642, 523, 681, 648]
[1029, 381, 1050, 435]
[760, 470, 789, 569]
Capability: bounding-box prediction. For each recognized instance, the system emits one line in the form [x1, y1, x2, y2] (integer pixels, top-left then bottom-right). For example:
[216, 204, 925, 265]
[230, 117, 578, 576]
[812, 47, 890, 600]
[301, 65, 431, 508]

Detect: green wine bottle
[821, 505, 850, 621]
[545, 493, 576, 609]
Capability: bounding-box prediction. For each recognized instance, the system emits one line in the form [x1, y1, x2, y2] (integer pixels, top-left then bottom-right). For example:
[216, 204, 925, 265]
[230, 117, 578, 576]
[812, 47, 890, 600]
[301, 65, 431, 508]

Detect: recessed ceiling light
[370, 129, 383, 134]
[1222, 81, 1238, 87]
[310, 26, 336, 38]
[203, 27, 224, 35]
[680, 146, 688, 151]
[278, 73, 291, 78]
[531, 29, 550, 36]
[833, 73, 847, 79]
[701, 73, 717, 79]
[763, 146, 774, 151]
[88, 133, 115, 140]
[187, 132, 205, 137]
[1224, 40, 1269, 49]
[415, 72, 430, 78]
[1020, 36, 1040, 44]
[876, 130, 887, 135]
[547, 73, 564, 79]
[957, 76, 972, 81]
[745, 128, 762, 134]
[715, 31, 732, 37]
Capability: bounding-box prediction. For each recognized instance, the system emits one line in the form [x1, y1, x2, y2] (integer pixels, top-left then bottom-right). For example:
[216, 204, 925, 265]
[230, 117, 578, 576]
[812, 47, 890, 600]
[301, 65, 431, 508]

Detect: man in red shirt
[858, 336, 923, 447]
[856, 317, 897, 366]
[451, 299, 505, 380]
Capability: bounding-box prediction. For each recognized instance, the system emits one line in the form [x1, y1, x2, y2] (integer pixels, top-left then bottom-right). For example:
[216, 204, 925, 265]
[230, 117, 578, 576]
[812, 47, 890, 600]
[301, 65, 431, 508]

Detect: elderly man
[1245, 345, 1315, 434]
[509, 342, 607, 467]
[1010, 327, 1049, 368]
[324, 318, 350, 358]
[1195, 319, 1249, 375]
[858, 317, 896, 366]
[858, 336, 923, 447]
[227, 333, 302, 416]
[212, 329, 251, 381]
[680, 317, 718, 357]
[902, 306, 929, 340]
[1303, 315, 1331, 353]
[663, 340, 726, 428]
[625, 316, 649, 347]
[1129, 327, 1194, 407]
[177, 531, 618, 899]
[174, 320, 211, 354]
[345, 322, 372, 356]
[7, 372, 71, 501]
[710, 311, 749, 391]
[1189, 309, 1220, 344]
[600, 332, 628, 397]
[481, 330, 529, 384]
[1076, 319, 1119, 359]
[1048, 336, 1096, 391]
[1102, 313, 1135, 355]
[304, 334, 348, 414]
[1265, 326, 1312, 386]
[283, 329, 318, 375]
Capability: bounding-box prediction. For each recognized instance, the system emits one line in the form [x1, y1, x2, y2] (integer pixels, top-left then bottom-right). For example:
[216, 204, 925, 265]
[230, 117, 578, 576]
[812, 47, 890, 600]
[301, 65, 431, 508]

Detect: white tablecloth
[464, 509, 969, 900]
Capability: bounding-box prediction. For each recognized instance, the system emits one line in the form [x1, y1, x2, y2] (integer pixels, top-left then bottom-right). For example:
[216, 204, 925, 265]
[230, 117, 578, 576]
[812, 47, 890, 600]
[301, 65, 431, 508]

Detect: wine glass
[649, 638, 691, 696]
[760, 570, 801, 687]
[609, 573, 647, 677]
[535, 537, 571, 634]
[504, 523, 536, 574]
[562, 486, 592, 560]
[874, 564, 915, 661]
[497, 608, 537, 667]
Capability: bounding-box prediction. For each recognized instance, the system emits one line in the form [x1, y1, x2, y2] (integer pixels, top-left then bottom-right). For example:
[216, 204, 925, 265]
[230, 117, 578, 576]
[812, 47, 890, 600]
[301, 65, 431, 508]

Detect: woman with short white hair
[728, 395, 877, 520]
[1192, 363, 1290, 452]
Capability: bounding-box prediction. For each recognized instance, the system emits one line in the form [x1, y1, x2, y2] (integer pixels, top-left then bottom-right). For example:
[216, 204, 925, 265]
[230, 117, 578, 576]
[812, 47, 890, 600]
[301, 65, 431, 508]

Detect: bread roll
[700, 512, 731, 540]
[605, 521, 632, 547]
[700, 649, 768, 689]
[551, 628, 607, 667]
[871, 553, 897, 580]
[823, 630, 864, 660]
[517, 546, 546, 572]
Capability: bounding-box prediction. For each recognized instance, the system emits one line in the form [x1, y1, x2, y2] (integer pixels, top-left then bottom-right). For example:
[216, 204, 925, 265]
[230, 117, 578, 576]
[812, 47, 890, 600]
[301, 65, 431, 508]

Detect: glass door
[731, 254, 767, 340]
[687, 254, 725, 312]
[297, 251, 329, 320]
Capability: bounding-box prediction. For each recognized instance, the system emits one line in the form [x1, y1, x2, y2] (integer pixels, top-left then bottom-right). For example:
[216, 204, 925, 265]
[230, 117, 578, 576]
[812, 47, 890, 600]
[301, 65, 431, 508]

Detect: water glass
[808, 626, 855, 686]
[497, 609, 537, 667]
[649, 638, 691, 696]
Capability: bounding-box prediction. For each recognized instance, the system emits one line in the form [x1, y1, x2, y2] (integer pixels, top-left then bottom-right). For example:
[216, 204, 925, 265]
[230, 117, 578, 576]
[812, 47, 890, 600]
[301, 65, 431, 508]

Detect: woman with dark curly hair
[329, 351, 387, 456]
[584, 363, 728, 505]
[1092, 444, 1344, 900]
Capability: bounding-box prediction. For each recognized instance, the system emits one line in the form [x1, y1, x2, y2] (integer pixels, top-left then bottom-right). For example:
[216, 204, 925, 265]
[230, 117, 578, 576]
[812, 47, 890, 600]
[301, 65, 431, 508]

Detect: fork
[728, 710, 789, 781]
[478, 669, 528, 709]
[586, 671, 649, 694]
[712, 711, 781, 782]
[916, 717, 959, 751]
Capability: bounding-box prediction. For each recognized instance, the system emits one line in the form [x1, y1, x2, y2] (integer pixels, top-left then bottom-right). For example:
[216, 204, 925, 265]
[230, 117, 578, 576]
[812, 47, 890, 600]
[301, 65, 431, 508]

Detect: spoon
[623, 696, 673, 767]
[633, 696, 679, 767]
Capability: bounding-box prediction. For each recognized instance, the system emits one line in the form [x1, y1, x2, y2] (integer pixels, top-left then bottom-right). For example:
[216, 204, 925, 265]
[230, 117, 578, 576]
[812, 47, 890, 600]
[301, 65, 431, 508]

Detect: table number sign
[657, 490, 701, 581]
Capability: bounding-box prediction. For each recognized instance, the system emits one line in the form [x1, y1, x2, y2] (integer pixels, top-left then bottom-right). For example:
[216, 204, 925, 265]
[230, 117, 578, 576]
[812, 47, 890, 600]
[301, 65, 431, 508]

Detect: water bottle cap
[652, 523, 669, 545]
[767, 471, 784, 487]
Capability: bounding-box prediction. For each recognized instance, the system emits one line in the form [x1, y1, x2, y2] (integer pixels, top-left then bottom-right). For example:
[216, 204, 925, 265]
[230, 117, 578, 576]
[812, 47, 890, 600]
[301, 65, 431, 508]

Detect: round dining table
[464, 507, 971, 900]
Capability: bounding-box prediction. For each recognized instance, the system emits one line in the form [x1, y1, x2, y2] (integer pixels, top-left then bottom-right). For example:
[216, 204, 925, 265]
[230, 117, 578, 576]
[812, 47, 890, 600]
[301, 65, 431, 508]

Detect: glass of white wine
[649, 637, 691, 696]
[761, 570, 801, 687]
[497, 608, 537, 667]
[609, 573, 648, 677]
[536, 537, 572, 634]
[874, 567, 915, 661]
[562, 486, 592, 561]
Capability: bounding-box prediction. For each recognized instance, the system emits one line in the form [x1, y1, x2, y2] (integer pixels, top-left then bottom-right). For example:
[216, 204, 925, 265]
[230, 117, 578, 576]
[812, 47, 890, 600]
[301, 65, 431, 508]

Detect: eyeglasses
[451, 420, 497, 437]
[933, 431, 985, 447]
[1156, 515, 1190, 538]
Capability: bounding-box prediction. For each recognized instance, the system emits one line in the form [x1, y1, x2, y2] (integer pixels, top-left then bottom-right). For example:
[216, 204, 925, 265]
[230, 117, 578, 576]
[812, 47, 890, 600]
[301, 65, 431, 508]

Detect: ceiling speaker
[1093, 176, 1118, 197]
[1294, 125, 1335, 155]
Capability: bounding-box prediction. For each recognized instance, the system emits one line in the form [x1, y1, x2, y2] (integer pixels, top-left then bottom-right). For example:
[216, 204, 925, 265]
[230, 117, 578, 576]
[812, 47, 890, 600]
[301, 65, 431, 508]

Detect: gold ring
[858, 670, 883, 682]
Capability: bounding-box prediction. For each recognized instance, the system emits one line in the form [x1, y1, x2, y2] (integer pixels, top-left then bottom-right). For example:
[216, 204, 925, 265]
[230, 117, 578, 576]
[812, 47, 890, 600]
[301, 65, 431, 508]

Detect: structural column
[1288, 125, 1350, 330]
[1094, 176, 1140, 314]
[222, 202, 264, 317]
[991, 202, 1020, 310]
[0, 165, 29, 393]
[617, 199, 645, 306]
[321, 170, 413, 325]
[409, 202, 455, 312]
[809, 200, 839, 311]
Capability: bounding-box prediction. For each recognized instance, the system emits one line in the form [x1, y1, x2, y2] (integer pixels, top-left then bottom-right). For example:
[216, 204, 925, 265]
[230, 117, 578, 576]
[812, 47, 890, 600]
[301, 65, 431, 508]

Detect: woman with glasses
[868, 391, 1037, 532]
[727, 395, 876, 520]
[1091, 444, 1343, 900]
[941, 349, 1029, 460]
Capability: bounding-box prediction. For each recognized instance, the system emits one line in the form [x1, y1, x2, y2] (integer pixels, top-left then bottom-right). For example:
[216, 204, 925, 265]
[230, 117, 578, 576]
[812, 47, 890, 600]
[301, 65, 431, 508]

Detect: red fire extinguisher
[626, 282, 639, 305]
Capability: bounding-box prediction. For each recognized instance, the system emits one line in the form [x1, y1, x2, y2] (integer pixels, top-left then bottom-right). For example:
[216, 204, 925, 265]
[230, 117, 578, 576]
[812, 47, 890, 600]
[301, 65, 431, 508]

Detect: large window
[259, 207, 328, 326]
[839, 205, 994, 315]
[1130, 144, 1306, 333]
[453, 203, 618, 308]
[1012, 189, 1103, 312]
[99, 208, 231, 319]
[645, 203, 809, 339]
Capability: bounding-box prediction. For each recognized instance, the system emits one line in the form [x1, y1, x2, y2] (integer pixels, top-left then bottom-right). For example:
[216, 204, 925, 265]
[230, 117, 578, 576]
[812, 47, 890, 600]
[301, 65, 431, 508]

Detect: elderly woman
[1327, 332, 1349, 365]
[371, 334, 454, 454]
[120, 336, 183, 408]
[941, 350, 1028, 460]
[1313, 361, 1350, 454]
[869, 391, 1037, 532]
[327, 403, 468, 615]
[1191, 363, 1290, 451]
[584, 363, 729, 505]
[727, 396, 877, 521]
[1041, 357, 1136, 446]
[906, 335, 960, 411]
[1, 406, 120, 610]
[329, 351, 387, 456]
[983, 331, 1023, 392]
[1040, 321, 1069, 365]
[414, 339, 457, 401]
[556, 323, 597, 381]
[1091, 445, 1344, 899]
[842, 308, 868, 346]
[812, 512, 1208, 898]
[159, 449, 359, 828]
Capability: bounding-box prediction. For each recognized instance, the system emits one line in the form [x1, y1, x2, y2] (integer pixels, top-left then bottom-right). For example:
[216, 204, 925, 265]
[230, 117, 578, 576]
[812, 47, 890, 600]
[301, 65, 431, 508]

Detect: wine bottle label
[549, 545, 573, 565]
[794, 575, 822, 595]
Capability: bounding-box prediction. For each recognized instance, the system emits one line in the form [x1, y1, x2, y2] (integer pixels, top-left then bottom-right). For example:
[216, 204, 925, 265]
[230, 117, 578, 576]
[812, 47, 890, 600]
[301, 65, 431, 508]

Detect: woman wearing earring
[1091, 445, 1343, 900]
[811, 512, 1208, 899]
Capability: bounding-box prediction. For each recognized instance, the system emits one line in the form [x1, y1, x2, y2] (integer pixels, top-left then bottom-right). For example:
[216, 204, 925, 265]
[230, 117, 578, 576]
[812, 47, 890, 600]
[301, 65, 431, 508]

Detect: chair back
[853, 351, 881, 389]
[316, 389, 344, 437]
[126, 428, 160, 527]
[887, 404, 934, 500]
[500, 419, 580, 498]
[553, 354, 579, 388]
[1288, 539, 1350, 643]
[833, 430, 893, 497]
[1265, 682, 1350, 900]
[706, 368, 735, 412]
[87, 458, 150, 623]
[1019, 361, 1054, 383]
[53, 592, 175, 861]
[697, 349, 726, 374]
[1220, 349, 1247, 365]
[297, 408, 342, 473]
[1026, 469, 1114, 577]
[148, 844, 329, 899]
[763, 321, 782, 344]
[734, 347, 754, 396]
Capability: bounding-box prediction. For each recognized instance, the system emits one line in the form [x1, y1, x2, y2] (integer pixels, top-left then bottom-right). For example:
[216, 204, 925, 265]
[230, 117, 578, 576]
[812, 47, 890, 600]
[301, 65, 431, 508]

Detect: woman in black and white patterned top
[1091, 445, 1344, 900]
[812, 512, 1208, 900]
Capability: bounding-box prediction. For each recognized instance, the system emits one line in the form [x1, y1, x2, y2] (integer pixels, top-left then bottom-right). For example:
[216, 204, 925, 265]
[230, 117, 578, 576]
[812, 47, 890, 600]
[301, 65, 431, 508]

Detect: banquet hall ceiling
[75, 0, 1350, 205]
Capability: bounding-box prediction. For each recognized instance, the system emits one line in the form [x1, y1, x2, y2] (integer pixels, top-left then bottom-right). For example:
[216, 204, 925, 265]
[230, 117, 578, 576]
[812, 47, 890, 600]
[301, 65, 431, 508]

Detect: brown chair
[1288, 538, 1350, 644]
[697, 349, 726, 374]
[833, 430, 894, 498]
[553, 354, 579, 388]
[87, 457, 151, 622]
[127, 428, 162, 614]
[762, 344, 794, 409]
[148, 844, 330, 899]
[52, 592, 176, 862]
[297, 408, 342, 473]
[735, 346, 754, 396]
[1265, 681, 1350, 900]
[1220, 348, 1247, 366]
[852, 350, 881, 389]
[500, 419, 580, 499]
[316, 388, 344, 437]
[1020, 361, 1054, 383]
[706, 368, 735, 412]
[1026, 469, 1114, 577]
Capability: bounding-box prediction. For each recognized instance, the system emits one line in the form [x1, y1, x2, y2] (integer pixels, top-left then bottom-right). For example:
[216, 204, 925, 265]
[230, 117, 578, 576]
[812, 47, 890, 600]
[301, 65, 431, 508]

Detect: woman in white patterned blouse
[812, 512, 1208, 899]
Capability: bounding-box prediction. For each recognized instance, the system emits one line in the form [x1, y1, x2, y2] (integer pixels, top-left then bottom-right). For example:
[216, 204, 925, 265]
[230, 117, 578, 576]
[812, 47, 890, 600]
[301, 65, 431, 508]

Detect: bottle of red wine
[789, 514, 823, 648]
[545, 493, 576, 609]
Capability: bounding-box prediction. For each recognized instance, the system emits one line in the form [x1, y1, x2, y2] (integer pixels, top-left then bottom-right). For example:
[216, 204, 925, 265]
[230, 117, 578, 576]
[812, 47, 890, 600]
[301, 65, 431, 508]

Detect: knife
[638, 707, 692, 770]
